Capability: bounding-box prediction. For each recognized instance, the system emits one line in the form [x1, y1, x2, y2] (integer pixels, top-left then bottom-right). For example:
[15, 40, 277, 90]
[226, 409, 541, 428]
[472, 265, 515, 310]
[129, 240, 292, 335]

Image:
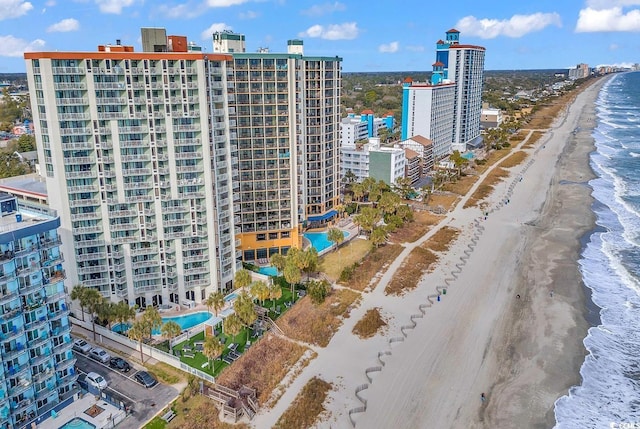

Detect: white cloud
[201, 22, 232, 40]
[576, 7, 640, 32]
[206, 0, 249, 6]
[586, 0, 640, 8]
[405, 45, 424, 52]
[239, 10, 258, 19]
[0, 0, 33, 20]
[455, 12, 562, 38]
[298, 22, 359, 40]
[95, 0, 136, 14]
[378, 41, 399, 53]
[0, 35, 45, 57]
[301, 2, 345, 16]
[610, 43, 620, 50]
[45, 0, 56, 5]
[47, 18, 80, 32]
[157, 3, 207, 19]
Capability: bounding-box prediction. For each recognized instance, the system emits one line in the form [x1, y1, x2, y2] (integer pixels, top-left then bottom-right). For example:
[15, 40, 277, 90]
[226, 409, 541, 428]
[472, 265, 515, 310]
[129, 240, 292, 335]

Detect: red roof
[436, 39, 444, 44]
[360, 109, 374, 115]
[403, 77, 413, 83]
[410, 135, 433, 147]
[384, 111, 394, 117]
[447, 28, 460, 33]
[404, 148, 419, 159]
[432, 61, 445, 67]
[448, 44, 485, 51]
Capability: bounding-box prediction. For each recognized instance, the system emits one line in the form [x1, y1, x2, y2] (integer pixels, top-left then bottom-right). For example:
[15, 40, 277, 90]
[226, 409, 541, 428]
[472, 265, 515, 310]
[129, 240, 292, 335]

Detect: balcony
[184, 266, 209, 275]
[65, 170, 97, 179]
[73, 239, 106, 249]
[1, 326, 24, 343]
[52, 66, 84, 74]
[175, 151, 202, 160]
[122, 168, 152, 176]
[70, 212, 100, 221]
[68, 198, 99, 208]
[120, 140, 146, 148]
[174, 138, 200, 146]
[121, 154, 151, 162]
[58, 113, 89, 120]
[174, 124, 200, 132]
[59, 127, 92, 136]
[56, 97, 88, 105]
[130, 246, 157, 256]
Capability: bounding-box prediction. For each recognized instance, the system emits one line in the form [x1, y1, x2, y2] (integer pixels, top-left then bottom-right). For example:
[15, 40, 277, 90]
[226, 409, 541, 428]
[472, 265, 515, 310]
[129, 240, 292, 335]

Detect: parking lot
[74, 346, 179, 429]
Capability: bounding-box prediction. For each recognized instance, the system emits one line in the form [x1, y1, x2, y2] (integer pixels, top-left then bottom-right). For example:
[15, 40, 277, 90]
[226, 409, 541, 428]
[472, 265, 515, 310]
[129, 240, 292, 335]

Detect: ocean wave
[554, 72, 640, 427]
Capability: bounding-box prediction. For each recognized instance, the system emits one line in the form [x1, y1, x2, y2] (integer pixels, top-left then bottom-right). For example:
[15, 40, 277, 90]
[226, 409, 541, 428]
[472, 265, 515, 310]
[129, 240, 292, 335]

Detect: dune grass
[320, 238, 372, 282]
[352, 308, 387, 339]
[273, 377, 332, 429]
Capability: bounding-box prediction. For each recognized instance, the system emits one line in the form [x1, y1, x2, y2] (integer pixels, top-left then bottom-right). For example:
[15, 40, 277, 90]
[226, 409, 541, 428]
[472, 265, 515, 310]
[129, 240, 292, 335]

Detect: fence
[169, 323, 205, 348]
[70, 316, 215, 384]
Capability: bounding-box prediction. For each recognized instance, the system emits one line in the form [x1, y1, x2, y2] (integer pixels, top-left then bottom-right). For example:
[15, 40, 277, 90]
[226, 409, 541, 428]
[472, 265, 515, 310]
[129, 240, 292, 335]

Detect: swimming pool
[58, 417, 96, 429]
[113, 311, 213, 335]
[224, 292, 238, 302]
[461, 152, 475, 160]
[304, 230, 350, 253]
[161, 312, 213, 330]
[258, 266, 278, 276]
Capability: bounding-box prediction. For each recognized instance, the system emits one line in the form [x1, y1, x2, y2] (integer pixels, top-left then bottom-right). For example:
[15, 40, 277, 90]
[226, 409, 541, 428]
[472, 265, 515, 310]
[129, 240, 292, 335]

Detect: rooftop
[0, 174, 47, 198]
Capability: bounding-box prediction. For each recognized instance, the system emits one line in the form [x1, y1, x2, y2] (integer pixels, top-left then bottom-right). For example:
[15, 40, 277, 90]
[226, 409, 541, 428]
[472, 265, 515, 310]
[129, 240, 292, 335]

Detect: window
[256, 234, 266, 241]
[268, 233, 278, 240]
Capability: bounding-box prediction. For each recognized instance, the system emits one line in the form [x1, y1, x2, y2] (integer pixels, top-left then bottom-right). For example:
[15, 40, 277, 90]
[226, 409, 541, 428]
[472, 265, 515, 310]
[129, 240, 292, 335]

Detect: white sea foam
[554, 72, 640, 428]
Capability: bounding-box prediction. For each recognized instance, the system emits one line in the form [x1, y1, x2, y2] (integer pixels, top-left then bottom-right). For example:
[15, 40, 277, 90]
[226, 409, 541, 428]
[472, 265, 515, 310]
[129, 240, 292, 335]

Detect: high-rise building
[402, 29, 485, 156]
[216, 32, 342, 257]
[0, 194, 76, 429]
[25, 32, 238, 307]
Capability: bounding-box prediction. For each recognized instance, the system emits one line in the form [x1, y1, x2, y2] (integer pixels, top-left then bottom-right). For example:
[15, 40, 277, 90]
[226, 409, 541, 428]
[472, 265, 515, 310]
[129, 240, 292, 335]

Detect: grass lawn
[162, 395, 249, 429]
[320, 238, 373, 282]
[171, 328, 253, 377]
[144, 418, 166, 429]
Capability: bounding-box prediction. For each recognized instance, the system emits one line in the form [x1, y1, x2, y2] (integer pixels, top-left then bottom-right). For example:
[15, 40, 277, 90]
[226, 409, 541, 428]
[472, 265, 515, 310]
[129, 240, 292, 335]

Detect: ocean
[554, 71, 640, 428]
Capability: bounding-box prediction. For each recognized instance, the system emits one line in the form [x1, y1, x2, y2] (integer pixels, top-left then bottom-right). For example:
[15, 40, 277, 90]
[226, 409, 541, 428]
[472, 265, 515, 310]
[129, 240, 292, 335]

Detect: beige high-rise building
[214, 32, 342, 262]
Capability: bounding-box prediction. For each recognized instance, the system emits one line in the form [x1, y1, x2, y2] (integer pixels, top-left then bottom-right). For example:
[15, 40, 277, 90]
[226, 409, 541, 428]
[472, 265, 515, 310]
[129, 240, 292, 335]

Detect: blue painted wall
[401, 83, 410, 140]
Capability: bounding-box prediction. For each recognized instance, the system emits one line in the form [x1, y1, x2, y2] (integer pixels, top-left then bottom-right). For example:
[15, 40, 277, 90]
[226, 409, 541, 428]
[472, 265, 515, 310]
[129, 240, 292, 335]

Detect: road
[75, 352, 179, 428]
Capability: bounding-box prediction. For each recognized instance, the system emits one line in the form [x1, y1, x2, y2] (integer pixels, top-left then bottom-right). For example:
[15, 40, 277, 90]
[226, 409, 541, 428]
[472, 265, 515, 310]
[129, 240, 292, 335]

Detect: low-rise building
[480, 106, 503, 129]
[341, 137, 406, 186]
[403, 148, 421, 185]
[340, 111, 394, 147]
[396, 135, 435, 173]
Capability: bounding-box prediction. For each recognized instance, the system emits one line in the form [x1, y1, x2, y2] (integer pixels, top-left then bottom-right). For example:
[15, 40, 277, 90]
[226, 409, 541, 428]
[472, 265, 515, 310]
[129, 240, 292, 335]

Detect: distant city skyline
[1, 0, 639, 72]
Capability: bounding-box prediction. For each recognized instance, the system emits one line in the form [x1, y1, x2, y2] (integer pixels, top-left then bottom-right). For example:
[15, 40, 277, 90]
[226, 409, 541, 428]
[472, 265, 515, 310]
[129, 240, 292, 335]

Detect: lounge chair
[222, 356, 234, 365]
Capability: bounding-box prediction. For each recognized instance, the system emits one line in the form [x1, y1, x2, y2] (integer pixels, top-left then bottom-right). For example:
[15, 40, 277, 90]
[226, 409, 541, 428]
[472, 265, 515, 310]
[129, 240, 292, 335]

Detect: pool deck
[302, 217, 360, 256]
[37, 395, 125, 429]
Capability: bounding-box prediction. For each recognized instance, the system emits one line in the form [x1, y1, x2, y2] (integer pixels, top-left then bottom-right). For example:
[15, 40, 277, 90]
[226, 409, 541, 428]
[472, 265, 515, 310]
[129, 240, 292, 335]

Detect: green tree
[234, 269, 252, 290]
[142, 306, 162, 336]
[233, 292, 257, 330]
[327, 227, 345, 252]
[203, 336, 224, 368]
[354, 206, 380, 237]
[128, 319, 147, 362]
[161, 320, 182, 343]
[295, 248, 318, 282]
[307, 280, 331, 305]
[223, 313, 243, 344]
[343, 170, 357, 185]
[83, 288, 104, 341]
[283, 262, 301, 300]
[393, 177, 414, 200]
[269, 253, 287, 274]
[395, 204, 413, 222]
[112, 300, 136, 328]
[205, 291, 225, 318]
[16, 134, 35, 152]
[70, 285, 89, 321]
[268, 283, 282, 312]
[378, 191, 401, 216]
[352, 182, 365, 204]
[371, 226, 389, 248]
[249, 280, 269, 306]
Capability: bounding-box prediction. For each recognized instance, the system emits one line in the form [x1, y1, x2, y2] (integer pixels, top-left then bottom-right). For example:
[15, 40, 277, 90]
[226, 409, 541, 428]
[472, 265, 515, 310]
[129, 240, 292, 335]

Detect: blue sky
[1, 0, 640, 73]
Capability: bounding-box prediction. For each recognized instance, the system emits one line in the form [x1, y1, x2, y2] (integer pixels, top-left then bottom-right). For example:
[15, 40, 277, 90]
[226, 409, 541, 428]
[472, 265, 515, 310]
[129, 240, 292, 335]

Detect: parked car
[134, 371, 157, 388]
[109, 357, 131, 372]
[88, 347, 111, 364]
[72, 338, 92, 354]
[85, 372, 108, 390]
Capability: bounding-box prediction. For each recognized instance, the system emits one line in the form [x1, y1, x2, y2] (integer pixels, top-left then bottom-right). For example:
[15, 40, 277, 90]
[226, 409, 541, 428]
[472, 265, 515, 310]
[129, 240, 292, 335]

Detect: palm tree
[70, 285, 88, 321]
[83, 288, 104, 341]
[96, 301, 115, 329]
[283, 262, 301, 301]
[112, 300, 136, 330]
[268, 282, 282, 312]
[203, 336, 224, 369]
[142, 307, 162, 337]
[249, 280, 269, 306]
[352, 182, 365, 206]
[234, 269, 252, 291]
[128, 319, 147, 362]
[161, 320, 182, 345]
[205, 291, 225, 318]
[223, 313, 243, 345]
[371, 226, 388, 248]
[378, 191, 400, 216]
[327, 227, 345, 252]
[233, 292, 257, 333]
[269, 253, 286, 275]
[355, 206, 380, 237]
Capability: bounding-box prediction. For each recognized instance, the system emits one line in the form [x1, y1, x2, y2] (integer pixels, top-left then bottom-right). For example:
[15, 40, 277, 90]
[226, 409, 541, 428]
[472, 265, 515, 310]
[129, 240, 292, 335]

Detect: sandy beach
[251, 77, 608, 429]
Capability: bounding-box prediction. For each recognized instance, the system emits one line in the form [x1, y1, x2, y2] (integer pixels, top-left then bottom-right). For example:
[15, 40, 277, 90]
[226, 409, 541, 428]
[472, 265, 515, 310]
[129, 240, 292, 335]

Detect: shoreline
[483, 77, 608, 428]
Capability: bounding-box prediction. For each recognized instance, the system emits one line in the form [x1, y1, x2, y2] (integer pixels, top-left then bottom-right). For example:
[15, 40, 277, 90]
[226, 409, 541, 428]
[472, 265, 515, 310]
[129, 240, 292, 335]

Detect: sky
[1, 0, 639, 73]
